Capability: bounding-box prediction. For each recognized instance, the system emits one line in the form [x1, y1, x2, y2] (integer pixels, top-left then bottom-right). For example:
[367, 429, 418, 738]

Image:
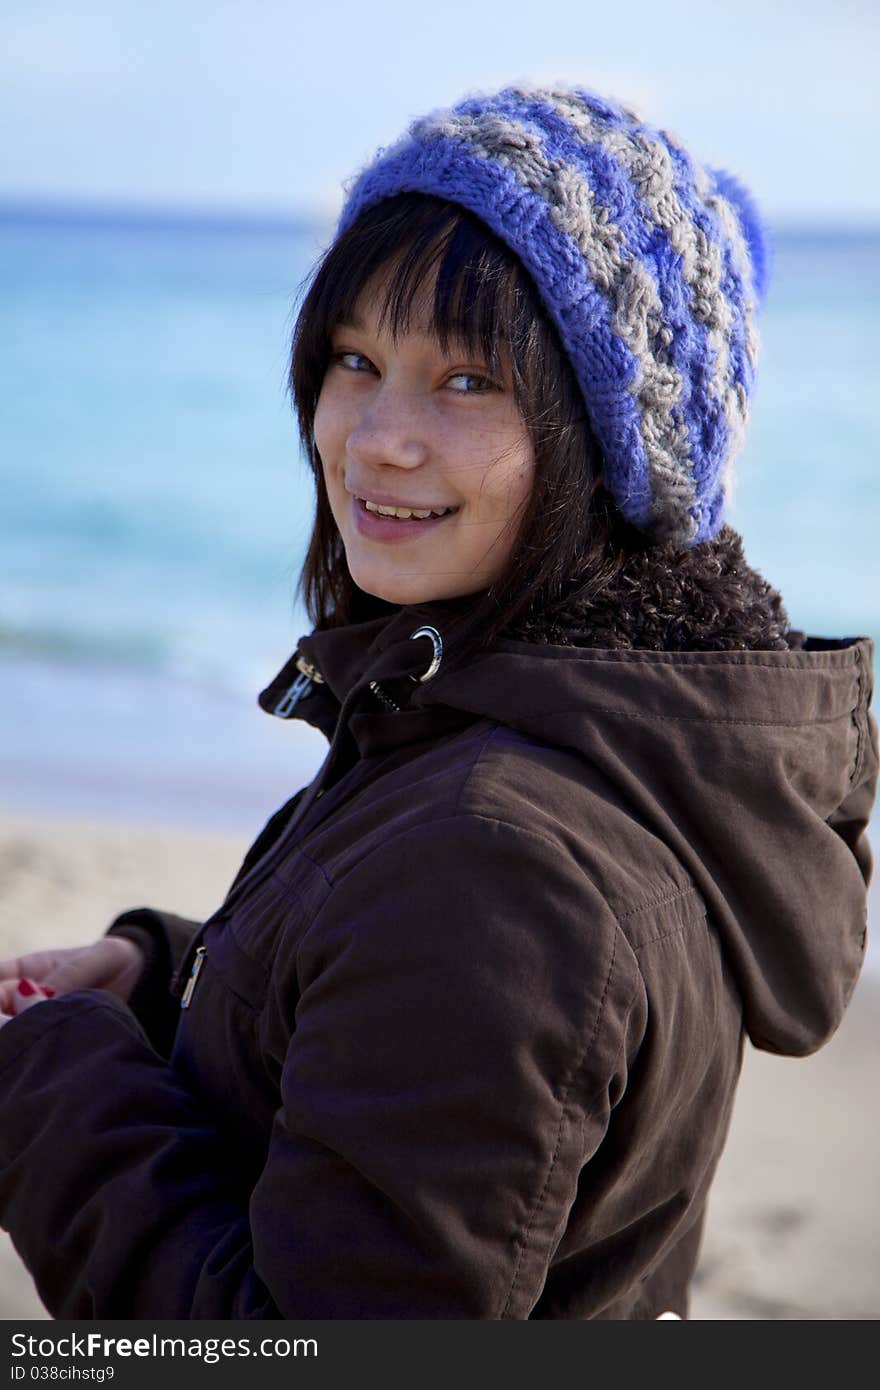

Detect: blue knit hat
[337, 84, 772, 547]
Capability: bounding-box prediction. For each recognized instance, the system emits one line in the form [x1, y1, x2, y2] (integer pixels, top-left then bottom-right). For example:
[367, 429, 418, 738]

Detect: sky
[2, 0, 879, 226]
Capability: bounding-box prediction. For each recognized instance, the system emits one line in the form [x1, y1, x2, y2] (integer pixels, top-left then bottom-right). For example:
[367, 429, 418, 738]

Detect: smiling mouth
[355, 495, 458, 521]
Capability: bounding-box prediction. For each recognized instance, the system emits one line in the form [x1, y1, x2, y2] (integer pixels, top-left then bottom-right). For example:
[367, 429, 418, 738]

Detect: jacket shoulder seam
[454, 732, 702, 931]
[288, 843, 334, 892]
[614, 883, 704, 926]
[344, 810, 578, 882]
[631, 912, 707, 956]
[452, 722, 528, 818]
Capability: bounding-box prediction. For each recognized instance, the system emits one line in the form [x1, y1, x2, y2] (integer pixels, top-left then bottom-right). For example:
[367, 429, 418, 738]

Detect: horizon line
[0, 194, 332, 235]
[1, 194, 879, 240]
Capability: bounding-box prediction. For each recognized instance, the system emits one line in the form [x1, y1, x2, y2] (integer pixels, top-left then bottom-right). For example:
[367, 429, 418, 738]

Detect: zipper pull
[274, 670, 313, 717]
[180, 946, 206, 1010]
[273, 654, 325, 718]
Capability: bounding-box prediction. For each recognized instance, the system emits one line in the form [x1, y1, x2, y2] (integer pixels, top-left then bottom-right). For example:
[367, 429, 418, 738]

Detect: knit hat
[337, 84, 772, 548]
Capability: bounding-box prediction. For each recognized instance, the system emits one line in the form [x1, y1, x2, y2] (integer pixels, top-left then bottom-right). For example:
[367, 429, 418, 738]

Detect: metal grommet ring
[409, 625, 443, 682]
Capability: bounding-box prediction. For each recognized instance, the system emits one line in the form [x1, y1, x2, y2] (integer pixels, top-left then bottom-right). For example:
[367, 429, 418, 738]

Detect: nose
[346, 380, 430, 472]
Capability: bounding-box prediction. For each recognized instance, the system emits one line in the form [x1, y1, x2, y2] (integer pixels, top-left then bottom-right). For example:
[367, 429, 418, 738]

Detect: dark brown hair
[288, 192, 636, 667]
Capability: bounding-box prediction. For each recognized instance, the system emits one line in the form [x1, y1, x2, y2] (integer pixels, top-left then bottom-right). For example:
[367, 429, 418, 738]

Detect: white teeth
[361, 498, 452, 520]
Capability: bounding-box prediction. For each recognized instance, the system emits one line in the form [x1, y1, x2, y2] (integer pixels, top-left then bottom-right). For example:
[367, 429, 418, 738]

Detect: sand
[0, 809, 877, 1321]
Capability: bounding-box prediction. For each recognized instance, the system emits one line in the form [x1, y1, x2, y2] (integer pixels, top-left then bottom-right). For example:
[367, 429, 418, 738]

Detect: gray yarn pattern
[543, 89, 758, 517]
[413, 104, 700, 541]
[338, 82, 768, 546]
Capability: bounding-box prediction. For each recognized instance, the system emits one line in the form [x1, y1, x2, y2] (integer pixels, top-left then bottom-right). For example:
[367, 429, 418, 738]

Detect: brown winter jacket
[0, 540, 876, 1319]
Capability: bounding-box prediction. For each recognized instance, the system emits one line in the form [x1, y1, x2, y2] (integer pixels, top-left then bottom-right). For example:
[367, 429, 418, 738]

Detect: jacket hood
[261, 540, 877, 1059]
[422, 633, 876, 1057]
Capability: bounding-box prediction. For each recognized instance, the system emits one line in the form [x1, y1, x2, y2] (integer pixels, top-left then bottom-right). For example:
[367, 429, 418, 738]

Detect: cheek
[512, 448, 536, 504]
[313, 382, 353, 479]
[312, 390, 335, 469]
[480, 442, 536, 520]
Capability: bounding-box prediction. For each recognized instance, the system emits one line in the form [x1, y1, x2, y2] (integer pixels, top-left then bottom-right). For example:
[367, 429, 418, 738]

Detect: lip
[350, 493, 457, 543]
[346, 486, 457, 513]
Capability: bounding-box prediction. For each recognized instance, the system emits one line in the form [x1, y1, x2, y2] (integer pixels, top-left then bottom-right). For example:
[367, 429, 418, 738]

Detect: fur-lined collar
[511, 527, 804, 653]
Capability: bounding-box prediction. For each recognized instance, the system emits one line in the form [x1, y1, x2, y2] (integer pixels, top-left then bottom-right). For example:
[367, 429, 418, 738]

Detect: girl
[0, 83, 876, 1320]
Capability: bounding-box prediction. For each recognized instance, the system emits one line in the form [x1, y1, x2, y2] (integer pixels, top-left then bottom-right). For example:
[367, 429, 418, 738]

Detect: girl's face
[313, 280, 536, 606]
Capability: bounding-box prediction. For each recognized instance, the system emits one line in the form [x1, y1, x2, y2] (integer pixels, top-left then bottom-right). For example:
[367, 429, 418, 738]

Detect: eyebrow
[333, 311, 366, 331]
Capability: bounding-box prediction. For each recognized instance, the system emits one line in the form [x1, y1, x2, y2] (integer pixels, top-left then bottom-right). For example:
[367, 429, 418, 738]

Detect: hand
[0, 938, 146, 1020]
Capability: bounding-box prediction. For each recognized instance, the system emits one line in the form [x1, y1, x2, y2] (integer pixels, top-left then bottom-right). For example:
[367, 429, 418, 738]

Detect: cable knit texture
[339, 84, 772, 548]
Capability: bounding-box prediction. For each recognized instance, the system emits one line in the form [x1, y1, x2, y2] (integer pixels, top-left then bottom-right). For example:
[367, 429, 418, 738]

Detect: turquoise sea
[1, 205, 879, 848]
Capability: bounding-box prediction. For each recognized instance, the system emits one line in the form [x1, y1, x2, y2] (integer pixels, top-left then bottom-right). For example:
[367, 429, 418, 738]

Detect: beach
[3, 89, 879, 1327]
[0, 808, 877, 1321]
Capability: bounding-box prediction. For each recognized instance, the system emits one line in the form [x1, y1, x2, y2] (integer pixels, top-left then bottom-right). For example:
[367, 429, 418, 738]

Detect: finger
[12, 978, 54, 1016]
[0, 951, 55, 983]
[40, 946, 108, 994]
[44, 939, 136, 995]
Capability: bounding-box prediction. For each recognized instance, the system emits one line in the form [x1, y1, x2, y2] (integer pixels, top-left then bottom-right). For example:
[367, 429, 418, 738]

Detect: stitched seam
[493, 703, 854, 729]
[288, 844, 334, 891]
[292, 724, 496, 892]
[293, 809, 580, 982]
[453, 724, 509, 817]
[614, 883, 701, 924]
[499, 931, 618, 1319]
[850, 651, 865, 787]
[213, 973, 264, 1014]
[227, 880, 302, 984]
[495, 646, 866, 671]
[632, 915, 707, 954]
[326, 810, 574, 892]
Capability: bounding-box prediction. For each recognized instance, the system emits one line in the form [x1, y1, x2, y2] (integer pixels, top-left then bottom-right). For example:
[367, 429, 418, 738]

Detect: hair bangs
[291, 194, 544, 421]
[373, 209, 538, 384]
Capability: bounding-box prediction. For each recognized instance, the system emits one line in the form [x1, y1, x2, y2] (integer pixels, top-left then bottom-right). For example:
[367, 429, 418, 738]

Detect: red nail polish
[42, 986, 56, 998]
[17, 978, 37, 996]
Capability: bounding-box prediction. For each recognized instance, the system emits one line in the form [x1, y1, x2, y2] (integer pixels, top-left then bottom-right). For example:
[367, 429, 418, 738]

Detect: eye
[332, 350, 378, 375]
[445, 370, 497, 394]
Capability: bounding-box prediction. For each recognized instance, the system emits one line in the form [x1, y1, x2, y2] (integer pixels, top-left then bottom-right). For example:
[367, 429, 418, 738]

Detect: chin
[354, 573, 442, 607]
[350, 562, 483, 607]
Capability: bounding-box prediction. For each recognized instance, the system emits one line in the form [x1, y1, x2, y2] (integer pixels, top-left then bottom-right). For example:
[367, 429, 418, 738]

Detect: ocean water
[1, 207, 879, 850]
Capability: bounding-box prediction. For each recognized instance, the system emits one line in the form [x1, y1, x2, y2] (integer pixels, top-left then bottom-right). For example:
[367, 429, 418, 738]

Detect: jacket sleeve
[106, 908, 201, 1056]
[0, 815, 640, 1319]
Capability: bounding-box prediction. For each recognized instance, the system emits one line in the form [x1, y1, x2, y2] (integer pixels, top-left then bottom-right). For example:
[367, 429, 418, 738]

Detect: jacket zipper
[368, 679, 402, 713]
[174, 632, 432, 1007]
[180, 945, 206, 1009]
[273, 655, 325, 718]
[173, 654, 335, 1004]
